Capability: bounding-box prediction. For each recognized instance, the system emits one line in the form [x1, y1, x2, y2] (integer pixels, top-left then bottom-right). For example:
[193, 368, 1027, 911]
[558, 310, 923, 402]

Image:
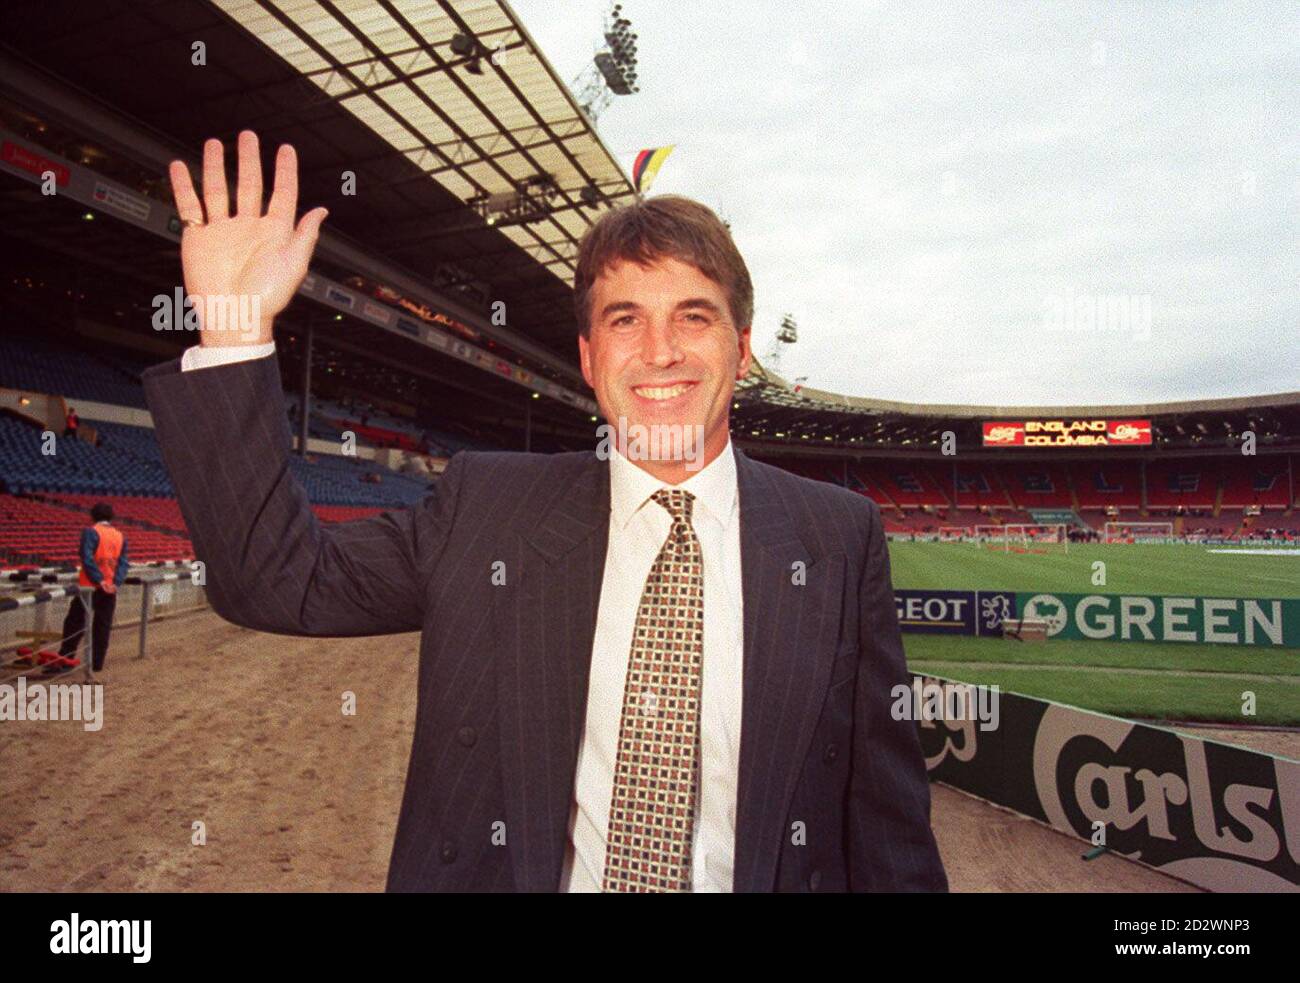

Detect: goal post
[1103, 520, 1174, 543]
[1006, 523, 1068, 553]
[973, 523, 1068, 552]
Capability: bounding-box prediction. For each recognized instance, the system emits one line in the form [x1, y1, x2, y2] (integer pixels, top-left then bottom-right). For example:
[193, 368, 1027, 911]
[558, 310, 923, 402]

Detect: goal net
[1104, 521, 1174, 543]
[974, 523, 1068, 552]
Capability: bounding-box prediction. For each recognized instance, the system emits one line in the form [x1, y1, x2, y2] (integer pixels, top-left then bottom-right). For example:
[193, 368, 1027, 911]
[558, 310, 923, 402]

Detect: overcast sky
[510, 0, 1297, 406]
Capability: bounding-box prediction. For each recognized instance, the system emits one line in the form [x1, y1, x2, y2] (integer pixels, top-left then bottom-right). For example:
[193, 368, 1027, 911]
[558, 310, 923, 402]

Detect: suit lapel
[494, 446, 845, 893]
[731, 448, 846, 892]
[495, 453, 609, 891]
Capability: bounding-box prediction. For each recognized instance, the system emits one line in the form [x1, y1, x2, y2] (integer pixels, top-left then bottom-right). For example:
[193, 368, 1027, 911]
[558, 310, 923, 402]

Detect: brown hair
[573, 195, 753, 338]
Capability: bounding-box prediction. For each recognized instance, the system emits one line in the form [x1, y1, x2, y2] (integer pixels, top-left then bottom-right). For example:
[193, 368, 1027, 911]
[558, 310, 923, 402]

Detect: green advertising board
[1014, 592, 1300, 647]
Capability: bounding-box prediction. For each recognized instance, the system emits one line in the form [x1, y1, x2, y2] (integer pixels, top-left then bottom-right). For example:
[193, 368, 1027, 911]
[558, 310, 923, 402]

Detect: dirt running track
[7, 605, 1278, 892]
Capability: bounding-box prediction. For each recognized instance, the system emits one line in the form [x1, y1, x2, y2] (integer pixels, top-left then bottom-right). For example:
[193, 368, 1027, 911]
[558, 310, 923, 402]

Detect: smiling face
[579, 255, 752, 483]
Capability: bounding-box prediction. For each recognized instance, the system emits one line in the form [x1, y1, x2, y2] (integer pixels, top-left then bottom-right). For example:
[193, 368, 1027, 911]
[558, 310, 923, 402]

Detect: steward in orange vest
[58, 502, 129, 672]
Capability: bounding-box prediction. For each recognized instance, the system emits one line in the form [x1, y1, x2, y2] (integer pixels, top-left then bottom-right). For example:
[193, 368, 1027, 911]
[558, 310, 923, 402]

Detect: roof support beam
[0, 47, 586, 388]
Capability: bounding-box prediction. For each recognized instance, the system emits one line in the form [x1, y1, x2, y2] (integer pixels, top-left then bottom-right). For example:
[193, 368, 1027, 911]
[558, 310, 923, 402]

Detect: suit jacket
[142, 352, 948, 893]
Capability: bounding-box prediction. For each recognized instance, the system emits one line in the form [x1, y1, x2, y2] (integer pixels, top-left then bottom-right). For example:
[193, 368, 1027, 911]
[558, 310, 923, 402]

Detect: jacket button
[808, 869, 822, 891]
[823, 743, 839, 763]
[440, 842, 458, 864]
[457, 726, 477, 747]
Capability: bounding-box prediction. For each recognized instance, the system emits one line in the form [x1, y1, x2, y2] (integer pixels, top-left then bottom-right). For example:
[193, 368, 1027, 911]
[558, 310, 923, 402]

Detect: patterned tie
[602, 488, 704, 892]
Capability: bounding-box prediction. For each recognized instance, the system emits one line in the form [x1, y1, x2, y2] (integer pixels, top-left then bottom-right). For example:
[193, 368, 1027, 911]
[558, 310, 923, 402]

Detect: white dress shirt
[181, 341, 276, 372]
[561, 438, 745, 892]
[180, 343, 747, 891]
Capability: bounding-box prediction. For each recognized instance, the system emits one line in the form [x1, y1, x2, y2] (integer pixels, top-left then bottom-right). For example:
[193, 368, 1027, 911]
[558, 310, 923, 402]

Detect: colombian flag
[632, 145, 674, 193]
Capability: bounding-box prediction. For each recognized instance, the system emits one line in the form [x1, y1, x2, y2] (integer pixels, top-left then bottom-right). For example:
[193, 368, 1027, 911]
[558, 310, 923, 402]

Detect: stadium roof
[0, 0, 638, 375]
[743, 361, 1300, 419]
[212, 0, 635, 288]
[2, 1, 1296, 459]
[735, 361, 1300, 456]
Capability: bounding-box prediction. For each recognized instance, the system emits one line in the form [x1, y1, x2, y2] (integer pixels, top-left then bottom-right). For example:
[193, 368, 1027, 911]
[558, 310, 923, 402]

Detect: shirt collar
[609, 435, 738, 530]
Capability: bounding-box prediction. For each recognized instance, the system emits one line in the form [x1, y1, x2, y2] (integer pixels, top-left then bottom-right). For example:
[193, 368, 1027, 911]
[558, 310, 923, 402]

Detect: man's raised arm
[144, 131, 462, 637]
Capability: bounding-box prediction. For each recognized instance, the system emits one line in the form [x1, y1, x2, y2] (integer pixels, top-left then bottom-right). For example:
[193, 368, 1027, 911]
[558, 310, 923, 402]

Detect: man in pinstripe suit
[145, 131, 947, 892]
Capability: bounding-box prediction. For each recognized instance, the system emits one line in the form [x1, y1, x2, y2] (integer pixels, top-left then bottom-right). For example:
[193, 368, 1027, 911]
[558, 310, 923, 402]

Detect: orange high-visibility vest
[79, 524, 124, 589]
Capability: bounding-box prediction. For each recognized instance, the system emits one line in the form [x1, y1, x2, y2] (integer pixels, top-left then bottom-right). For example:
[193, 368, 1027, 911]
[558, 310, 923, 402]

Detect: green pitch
[887, 541, 1300, 726]
[888, 541, 1300, 599]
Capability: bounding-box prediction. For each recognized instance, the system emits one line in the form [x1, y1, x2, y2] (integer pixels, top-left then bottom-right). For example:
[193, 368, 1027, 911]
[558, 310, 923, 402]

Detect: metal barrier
[0, 567, 207, 681]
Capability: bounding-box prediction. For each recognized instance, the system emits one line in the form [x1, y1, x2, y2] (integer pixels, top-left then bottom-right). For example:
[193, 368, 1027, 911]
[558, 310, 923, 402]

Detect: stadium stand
[1, 377, 437, 566]
[998, 463, 1074, 509]
[1, 328, 1294, 566]
[0, 493, 102, 567]
[1242, 512, 1300, 536]
[948, 465, 1012, 508]
[1221, 460, 1292, 509]
[301, 396, 490, 457]
[939, 507, 1004, 531]
[45, 492, 187, 536]
[1179, 513, 1242, 539]
[882, 510, 947, 535]
[0, 415, 172, 496]
[286, 453, 430, 508]
[861, 465, 950, 508]
[0, 334, 151, 410]
[1070, 462, 1142, 510]
[0, 491, 189, 566]
[844, 463, 896, 506]
[1146, 460, 1219, 509]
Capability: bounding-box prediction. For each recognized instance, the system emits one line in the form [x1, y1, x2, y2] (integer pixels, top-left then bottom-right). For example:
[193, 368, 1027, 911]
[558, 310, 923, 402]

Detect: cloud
[514, 0, 1299, 404]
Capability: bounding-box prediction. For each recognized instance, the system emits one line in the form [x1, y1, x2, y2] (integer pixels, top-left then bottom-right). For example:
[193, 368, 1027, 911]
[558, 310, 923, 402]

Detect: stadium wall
[915, 673, 1299, 892]
[60, 398, 154, 429]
